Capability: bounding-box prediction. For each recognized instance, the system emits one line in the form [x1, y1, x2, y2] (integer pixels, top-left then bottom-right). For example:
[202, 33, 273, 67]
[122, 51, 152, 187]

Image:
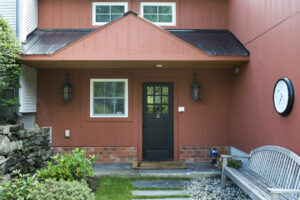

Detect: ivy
[0, 15, 21, 109]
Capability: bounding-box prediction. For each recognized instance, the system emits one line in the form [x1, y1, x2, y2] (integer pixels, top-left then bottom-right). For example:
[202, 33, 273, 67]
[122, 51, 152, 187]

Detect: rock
[0, 136, 10, 155]
[2, 125, 11, 135]
[1, 174, 11, 184]
[17, 130, 26, 138]
[10, 124, 23, 132]
[10, 141, 22, 152]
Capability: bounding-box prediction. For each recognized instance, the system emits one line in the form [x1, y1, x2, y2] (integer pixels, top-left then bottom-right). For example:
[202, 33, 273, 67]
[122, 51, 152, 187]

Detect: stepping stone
[132, 190, 188, 196]
[132, 180, 189, 188]
[133, 199, 193, 200]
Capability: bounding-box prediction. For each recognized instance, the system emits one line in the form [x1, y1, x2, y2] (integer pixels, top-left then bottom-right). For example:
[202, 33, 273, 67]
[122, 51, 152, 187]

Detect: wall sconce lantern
[191, 73, 201, 100]
[62, 73, 72, 100]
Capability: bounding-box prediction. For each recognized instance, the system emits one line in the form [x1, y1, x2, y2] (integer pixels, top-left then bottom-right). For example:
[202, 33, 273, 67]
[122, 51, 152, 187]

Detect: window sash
[92, 2, 128, 26]
[90, 79, 128, 118]
[141, 2, 176, 26]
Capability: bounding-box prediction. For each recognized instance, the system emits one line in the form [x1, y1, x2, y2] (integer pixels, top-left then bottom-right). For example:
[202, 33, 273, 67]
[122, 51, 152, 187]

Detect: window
[92, 2, 128, 26]
[140, 2, 176, 26]
[90, 79, 128, 117]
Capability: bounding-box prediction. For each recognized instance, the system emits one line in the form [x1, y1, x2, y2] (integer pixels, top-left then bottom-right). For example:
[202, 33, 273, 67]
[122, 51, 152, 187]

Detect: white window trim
[140, 2, 176, 26]
[92, 2, 128, 26]
[90, 79, 128, 118]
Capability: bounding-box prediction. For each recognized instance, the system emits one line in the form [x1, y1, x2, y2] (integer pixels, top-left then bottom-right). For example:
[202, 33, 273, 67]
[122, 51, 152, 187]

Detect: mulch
[87, 176, 101, 193]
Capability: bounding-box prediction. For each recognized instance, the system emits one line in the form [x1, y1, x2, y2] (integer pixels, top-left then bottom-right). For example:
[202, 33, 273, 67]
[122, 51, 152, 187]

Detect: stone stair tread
[132, 198, 193, 200]
[132, 180, 189, 188]
[132, 190, 188, 196]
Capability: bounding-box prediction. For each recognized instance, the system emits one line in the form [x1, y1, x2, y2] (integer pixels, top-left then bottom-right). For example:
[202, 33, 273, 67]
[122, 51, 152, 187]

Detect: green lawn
[95, 177, 133, 200]
[94, 176, 191, 200]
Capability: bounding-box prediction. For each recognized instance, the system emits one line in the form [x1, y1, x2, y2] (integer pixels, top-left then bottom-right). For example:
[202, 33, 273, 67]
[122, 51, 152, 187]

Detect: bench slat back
[247, 146, 300, 191]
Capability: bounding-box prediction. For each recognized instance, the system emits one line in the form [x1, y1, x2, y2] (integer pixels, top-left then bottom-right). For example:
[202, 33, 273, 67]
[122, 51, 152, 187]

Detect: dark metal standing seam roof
[167, 30, 249, 56]
[22, 29, 95, 55]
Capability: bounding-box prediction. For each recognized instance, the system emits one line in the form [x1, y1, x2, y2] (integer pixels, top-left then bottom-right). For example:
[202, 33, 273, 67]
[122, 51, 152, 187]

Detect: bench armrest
[221, 155, 250, 159]
[268, 188, 300, 194]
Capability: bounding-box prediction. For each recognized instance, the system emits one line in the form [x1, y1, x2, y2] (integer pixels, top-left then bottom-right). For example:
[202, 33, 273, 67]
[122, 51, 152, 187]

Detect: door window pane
[162, 96, 168, 104]
[147, 96, 154, 104]
[155, 105, 161, 114]
[147, 86, 154, 95]
[155, 96, 161, 104]
[162, 105, 168, 114]
[155, 86, 161, 95]
[147, 105, 154, 114]
[162, 86, 168, 95]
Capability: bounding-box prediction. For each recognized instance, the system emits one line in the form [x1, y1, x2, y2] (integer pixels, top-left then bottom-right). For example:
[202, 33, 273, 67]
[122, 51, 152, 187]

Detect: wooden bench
[221, 146, 300, 200]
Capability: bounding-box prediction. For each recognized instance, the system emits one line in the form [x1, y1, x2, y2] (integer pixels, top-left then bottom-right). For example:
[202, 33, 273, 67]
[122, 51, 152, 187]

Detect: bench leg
[221, 173, 226, 187]
[270, 193, 279, 200]
[221, 157, 227, 187]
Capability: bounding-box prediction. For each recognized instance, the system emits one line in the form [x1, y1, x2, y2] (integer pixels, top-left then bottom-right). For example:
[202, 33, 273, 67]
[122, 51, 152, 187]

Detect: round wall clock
[273, 77, 294, 116]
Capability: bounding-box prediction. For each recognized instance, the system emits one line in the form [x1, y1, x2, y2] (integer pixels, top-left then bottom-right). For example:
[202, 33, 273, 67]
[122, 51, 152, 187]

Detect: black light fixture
[62, 73, 72, 100]
[191, 73, 201, 101]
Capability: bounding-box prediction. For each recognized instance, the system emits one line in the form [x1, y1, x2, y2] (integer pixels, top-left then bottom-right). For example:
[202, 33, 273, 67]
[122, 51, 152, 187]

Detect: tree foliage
[0, 15, 21, 108]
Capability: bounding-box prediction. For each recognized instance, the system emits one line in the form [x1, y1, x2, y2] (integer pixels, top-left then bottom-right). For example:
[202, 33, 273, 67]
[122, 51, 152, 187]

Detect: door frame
[137, 77, 179, 161]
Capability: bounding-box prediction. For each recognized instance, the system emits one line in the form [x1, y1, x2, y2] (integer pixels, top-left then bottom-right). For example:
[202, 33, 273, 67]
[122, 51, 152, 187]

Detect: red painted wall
[36, 68, 232, 160]
[228, 0, 300, 154]
[38, 0, 228, 29]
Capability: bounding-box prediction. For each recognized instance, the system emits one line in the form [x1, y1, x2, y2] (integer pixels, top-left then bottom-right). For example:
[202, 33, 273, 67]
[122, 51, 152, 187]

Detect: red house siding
[36, 68, 232, 161]
[228, 0, 300, 154]
[38, 0, 228, 30]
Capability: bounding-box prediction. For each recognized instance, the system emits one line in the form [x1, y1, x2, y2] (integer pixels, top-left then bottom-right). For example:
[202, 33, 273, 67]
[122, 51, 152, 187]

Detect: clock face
[273, 78, 294, 116]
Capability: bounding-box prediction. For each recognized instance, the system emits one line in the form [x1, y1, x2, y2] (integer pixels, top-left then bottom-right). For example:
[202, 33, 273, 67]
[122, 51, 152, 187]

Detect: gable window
[92, 2, 128, 26]
[140, 2, 176, 26]
[90, 79, 128, 117]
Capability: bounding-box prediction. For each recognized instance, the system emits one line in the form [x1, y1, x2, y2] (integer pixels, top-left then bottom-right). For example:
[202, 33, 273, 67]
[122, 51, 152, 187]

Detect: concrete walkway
[93, 162, 220, 178]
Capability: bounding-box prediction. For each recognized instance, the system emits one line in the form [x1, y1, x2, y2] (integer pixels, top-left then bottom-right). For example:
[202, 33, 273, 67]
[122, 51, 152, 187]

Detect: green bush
[0, 170, 39, 200]
[31, 179, 95, 200]
[0, 16, 21, 108]
[37, 148, 97, 181]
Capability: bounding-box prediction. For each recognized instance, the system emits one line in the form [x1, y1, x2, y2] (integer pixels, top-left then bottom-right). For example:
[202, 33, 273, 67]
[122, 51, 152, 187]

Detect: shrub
[0, 170, 39, 200]
[0, 16, 21, 108]
[214, 158, 243, 170]
[31, 179, 95, 200]
[37, 148, 97, 181]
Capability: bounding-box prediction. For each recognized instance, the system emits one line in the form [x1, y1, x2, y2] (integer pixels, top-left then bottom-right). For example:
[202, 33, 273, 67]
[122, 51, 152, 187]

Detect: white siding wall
[22, 0, 38, 41]
[0, 0, 17, 31]
[19, 65, 37, 113]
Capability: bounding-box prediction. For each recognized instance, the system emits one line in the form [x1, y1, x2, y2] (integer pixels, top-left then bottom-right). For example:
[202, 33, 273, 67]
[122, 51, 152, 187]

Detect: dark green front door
[142, 82, 174, 161]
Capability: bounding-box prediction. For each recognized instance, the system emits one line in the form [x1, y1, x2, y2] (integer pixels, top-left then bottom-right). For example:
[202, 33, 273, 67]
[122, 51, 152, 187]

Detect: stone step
[133, 198, 193, 200]
[132, 180, 189, 188]
[132, 190, 189, 196]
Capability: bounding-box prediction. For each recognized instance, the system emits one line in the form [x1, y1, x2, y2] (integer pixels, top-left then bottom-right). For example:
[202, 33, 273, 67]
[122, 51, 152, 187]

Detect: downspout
[15, 0, 22, 118]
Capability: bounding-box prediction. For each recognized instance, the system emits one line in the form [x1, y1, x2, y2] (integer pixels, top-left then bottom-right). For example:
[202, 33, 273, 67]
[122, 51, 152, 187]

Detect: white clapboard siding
[24, 0, 38, 39]
[0, 0, 17, 31]
[19, 65, 37, 113]
[20, 0, 38, 42]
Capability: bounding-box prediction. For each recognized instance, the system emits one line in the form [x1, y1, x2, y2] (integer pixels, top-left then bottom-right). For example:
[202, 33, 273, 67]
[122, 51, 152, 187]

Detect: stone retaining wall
[179, 146, 230, 162]
[54, 146, 138, 162]
[0, 125, 52, 178]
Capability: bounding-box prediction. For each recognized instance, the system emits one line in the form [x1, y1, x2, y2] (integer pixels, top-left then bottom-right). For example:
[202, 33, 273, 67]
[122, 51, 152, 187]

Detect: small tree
[0, 15, 21, 109]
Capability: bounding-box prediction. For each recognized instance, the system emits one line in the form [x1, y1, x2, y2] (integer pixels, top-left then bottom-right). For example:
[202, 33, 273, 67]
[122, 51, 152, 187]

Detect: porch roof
[21, 11, 249, 68]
